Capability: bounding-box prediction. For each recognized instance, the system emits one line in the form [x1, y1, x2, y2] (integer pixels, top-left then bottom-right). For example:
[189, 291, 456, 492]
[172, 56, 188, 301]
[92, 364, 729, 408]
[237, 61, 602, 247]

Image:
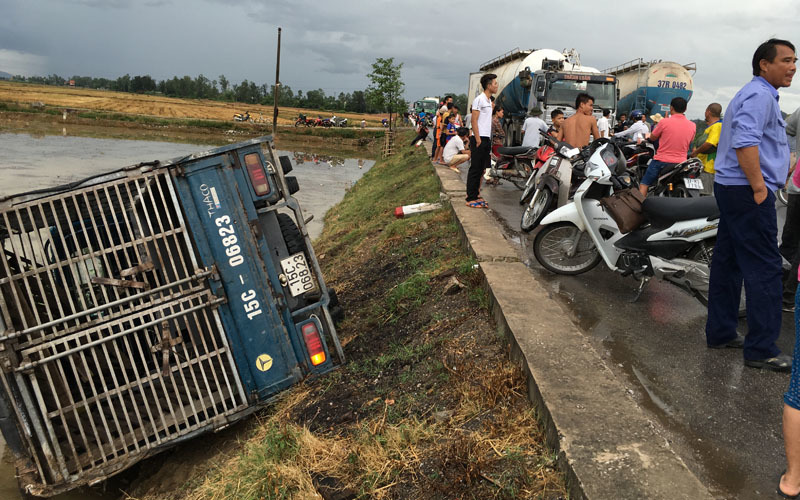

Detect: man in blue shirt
[706, 39, 797, 372]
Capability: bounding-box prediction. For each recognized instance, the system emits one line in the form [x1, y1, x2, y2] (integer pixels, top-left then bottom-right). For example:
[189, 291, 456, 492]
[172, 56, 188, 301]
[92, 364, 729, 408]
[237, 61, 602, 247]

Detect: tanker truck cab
[535, 72, 617, 126]
[472, 49, 617, 146]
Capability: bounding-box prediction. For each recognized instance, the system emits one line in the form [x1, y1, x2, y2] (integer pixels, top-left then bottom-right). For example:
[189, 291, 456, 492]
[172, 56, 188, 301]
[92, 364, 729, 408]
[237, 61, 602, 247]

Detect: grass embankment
[128, 134, 565, 500]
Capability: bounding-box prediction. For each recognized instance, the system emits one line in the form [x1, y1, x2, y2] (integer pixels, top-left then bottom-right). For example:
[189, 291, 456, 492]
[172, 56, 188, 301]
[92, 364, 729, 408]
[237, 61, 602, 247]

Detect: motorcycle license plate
[684, 177, 704, 190]
[280, 253, 316, 296]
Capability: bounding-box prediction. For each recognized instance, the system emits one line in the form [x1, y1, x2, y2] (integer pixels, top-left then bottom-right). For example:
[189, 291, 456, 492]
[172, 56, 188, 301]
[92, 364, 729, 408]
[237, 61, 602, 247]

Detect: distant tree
[130, 75, 156, 93]
[218, 74, 229, 93]
[348, 90, 367, 113]
[305, 89, 325, 109]
[365, 57, 405, 130]
[453, 93, 468, 115]
[113, 74, 131, 92]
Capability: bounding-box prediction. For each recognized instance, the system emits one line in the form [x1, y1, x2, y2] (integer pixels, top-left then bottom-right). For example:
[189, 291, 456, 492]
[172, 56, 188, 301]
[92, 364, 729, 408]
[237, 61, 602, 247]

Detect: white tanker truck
[467, 48, 617, 146]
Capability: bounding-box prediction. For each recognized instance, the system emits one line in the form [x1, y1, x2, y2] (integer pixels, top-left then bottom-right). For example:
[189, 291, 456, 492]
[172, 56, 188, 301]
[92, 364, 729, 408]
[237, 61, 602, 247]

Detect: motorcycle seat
[642, 196, 719, 227]
[496, 146, 534, 156]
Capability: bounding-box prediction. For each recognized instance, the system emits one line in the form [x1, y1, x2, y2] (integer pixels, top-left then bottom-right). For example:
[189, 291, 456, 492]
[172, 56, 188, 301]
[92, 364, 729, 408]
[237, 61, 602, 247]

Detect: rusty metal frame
[0, 169, 248, 492]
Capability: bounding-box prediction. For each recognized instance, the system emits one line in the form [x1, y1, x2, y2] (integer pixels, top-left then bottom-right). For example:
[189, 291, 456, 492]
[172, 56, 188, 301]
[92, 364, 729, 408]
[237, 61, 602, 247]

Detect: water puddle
[0, 132, 374, 499]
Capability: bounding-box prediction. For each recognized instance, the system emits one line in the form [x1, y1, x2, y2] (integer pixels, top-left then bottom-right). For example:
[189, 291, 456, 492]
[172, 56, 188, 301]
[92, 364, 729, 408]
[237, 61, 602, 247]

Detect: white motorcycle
[519, 136, 586, 232]
[532, 137, 719, 306]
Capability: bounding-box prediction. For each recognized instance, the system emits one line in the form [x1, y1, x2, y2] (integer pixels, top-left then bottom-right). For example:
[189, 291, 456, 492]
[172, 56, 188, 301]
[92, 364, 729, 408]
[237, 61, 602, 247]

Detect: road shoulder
[432, 162, 713, 499]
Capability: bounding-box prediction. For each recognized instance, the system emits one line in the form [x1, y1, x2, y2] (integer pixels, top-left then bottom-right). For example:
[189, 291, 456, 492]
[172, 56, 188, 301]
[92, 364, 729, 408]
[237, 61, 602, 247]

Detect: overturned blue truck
[0, 136, 342, 497]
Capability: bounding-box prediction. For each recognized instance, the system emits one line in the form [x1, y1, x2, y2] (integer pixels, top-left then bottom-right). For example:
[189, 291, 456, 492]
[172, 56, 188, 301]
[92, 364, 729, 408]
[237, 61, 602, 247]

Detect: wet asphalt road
[457, 169, 793, 499]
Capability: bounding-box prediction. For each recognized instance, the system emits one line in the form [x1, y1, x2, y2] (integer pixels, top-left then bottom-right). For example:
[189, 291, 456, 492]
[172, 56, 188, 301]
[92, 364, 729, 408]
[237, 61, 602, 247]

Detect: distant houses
[0, 71, 12, 80]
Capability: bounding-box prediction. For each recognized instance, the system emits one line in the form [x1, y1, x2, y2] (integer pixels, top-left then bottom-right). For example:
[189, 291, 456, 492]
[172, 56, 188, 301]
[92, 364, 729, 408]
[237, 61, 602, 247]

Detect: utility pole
[273, 27, 281, 138]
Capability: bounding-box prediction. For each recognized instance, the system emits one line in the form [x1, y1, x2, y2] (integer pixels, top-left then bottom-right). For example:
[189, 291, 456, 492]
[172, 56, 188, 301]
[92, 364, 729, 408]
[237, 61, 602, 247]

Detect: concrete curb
[431, 163, 713, 499]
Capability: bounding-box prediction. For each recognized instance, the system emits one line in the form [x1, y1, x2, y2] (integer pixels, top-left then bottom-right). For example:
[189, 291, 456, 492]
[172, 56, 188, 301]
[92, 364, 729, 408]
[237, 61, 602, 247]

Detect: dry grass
[0, 81, 389, 126]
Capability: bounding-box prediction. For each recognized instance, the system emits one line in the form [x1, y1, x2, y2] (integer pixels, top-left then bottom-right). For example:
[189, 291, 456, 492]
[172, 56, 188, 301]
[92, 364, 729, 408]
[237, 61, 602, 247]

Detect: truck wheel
[277, 213, 305, 255]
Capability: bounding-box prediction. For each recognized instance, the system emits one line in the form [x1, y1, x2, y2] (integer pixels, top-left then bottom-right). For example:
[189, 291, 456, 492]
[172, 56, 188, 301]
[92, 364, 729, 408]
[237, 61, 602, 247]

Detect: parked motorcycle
[622, 142, 654, 173]
[233, 111, 251, 122]
[646, 157, 705, 197]
[519, 135, 589, 232]
[486, 146, 538, 189]
[294, 114, 312, 127]
[331, 115, 348, 128]
[532, 136, 719, 307]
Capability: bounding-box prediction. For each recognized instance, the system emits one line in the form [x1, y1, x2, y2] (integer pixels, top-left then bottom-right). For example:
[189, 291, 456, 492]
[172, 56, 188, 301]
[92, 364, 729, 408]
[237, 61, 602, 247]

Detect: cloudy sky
[2, 0, 800, 118]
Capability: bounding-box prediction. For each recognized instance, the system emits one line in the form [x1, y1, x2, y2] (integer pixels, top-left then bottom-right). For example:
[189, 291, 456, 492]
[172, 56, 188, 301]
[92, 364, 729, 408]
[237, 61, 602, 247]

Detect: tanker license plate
[280, 253, 316, 297]
[684, 178, 704, 190]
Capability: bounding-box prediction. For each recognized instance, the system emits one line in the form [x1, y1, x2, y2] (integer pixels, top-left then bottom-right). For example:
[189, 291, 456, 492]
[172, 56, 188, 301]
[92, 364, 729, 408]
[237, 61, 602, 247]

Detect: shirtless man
[557, 92, 600, 148]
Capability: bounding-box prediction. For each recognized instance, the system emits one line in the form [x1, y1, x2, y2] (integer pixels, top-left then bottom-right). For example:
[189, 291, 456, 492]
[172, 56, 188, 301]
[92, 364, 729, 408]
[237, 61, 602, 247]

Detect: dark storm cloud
[2, 0, 800, 116]
[65, 0, 131, 8]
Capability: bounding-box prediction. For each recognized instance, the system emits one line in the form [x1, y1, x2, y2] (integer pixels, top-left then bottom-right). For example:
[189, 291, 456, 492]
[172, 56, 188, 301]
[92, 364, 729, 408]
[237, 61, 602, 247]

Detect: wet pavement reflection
[465, 170, 792, 499]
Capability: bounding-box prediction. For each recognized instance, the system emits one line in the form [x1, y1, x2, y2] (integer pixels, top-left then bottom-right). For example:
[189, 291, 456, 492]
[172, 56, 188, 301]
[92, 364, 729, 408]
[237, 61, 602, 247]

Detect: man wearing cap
[636, 98, 695, 196]
[690, 103, 723, 196]
[614, 110, 649, 142]
[521, 107, 548, 148]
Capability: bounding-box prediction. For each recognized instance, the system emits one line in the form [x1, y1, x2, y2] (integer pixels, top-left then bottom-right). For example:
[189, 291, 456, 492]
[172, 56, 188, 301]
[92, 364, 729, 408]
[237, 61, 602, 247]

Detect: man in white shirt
[443, 127, 471, 171]
[468, 74, 498, 207]
[597, 109, 611, 138]
[614, 110, 650, 142]
[521, 107, 548, 148]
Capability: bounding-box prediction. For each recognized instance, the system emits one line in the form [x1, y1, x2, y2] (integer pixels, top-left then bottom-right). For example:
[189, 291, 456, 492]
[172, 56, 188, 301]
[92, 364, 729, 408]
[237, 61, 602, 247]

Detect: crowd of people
[412, 38, 800, 498]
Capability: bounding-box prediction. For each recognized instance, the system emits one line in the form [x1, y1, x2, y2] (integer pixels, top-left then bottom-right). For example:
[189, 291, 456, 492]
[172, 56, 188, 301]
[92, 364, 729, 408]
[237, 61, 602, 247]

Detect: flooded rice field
[0, 133, 374, 239]
[0, 132, 374, 499]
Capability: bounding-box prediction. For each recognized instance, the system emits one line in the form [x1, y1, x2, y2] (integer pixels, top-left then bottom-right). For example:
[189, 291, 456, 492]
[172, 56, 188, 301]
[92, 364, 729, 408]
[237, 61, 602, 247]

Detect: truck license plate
[280, 253, 316, 297]
[684, 177, 704, 190]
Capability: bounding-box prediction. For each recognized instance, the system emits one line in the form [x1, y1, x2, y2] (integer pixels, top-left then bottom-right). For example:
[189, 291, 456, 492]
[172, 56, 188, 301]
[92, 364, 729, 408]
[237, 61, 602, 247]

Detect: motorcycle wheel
[534, 222, 601, 275]
[519, 175, 537, 205]
[778, 186, 789, 205]
[521, 188, 553, 233]
[685, 238, 747, 317]
[511, 160, 534, 190]
[663, 180, 691, 198]
[295, 121, 300, 127]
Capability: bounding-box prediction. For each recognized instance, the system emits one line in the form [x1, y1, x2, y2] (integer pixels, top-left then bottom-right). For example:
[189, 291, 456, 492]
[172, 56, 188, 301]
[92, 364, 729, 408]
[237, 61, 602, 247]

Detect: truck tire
[277, 213, 305, 255]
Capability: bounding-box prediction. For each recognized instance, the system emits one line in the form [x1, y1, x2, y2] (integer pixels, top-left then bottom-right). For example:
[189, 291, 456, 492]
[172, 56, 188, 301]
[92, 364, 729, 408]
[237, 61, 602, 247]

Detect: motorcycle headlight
[601, 148, 617, 168]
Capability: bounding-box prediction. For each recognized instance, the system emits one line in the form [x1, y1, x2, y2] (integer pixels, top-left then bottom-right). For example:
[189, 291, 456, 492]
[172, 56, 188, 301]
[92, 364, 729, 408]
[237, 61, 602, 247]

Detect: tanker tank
[605, 59, 695, 118]
[470, 48, 601, 117]
[468, 48, 617, 146]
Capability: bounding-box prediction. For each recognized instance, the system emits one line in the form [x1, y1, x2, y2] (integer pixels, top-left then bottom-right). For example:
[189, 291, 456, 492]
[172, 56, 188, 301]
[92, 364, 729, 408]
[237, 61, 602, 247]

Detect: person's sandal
[778, 471, 800, 499]
[466, 200, 487, 208]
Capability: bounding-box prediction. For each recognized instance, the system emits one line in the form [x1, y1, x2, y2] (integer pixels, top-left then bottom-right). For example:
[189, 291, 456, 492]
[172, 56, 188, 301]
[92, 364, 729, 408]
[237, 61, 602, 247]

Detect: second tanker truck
[604, 58, 695, 119]
[468, 48, 618, 146]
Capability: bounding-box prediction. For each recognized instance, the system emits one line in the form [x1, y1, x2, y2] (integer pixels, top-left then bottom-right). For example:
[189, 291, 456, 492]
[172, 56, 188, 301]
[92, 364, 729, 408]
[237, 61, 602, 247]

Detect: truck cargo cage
[0, 168, 249, 494]
[0, 136, 339, 496]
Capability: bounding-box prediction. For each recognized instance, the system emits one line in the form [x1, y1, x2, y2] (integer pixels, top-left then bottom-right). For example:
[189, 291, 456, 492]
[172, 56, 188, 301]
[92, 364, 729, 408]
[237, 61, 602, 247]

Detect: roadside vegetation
[126, 134, 566, 500]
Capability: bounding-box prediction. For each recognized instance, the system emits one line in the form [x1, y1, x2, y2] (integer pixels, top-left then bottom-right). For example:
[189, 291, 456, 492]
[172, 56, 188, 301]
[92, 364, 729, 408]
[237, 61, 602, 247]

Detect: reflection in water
[292, 151, 346, 167]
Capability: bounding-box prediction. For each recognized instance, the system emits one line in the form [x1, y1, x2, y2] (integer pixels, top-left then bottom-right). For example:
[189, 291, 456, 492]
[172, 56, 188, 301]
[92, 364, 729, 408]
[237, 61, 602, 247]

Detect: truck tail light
[302, 322, 326, 366]
[244, 153, 271, 196]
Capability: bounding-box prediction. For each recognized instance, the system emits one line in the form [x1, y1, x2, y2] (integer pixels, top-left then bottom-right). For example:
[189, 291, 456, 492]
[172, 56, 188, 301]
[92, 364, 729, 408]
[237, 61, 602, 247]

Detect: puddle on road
[0, 132, 374, 499]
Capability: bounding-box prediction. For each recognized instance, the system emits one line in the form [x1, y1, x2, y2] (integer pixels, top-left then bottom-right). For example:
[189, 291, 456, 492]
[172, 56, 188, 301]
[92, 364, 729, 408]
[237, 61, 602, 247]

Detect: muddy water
[0, 132, 373, 498]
